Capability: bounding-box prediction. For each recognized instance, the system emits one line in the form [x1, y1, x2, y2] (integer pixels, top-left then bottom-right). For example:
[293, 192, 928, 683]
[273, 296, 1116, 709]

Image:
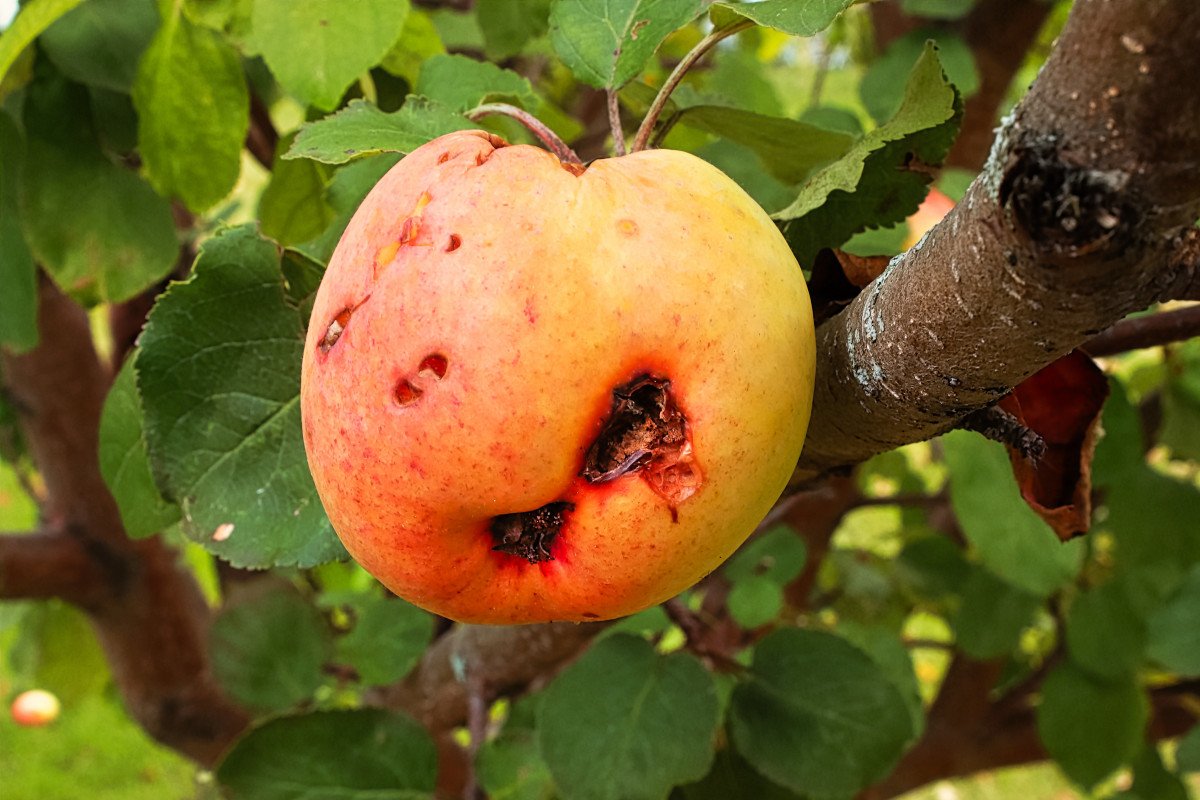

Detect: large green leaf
[1037, 663, 1148, 790]
[942, 430, 1084, 597]
[379, 9, 446, 85]
[251, 0, 411, 111]
[416, 52, 537, 112]
[19, 74, 178, 305]
[286, 97, 472, 165]
[710, 0, 854, 35]
[477, 0, 552, 59]
[1065, 578, 1148, 680]
[677, 748, 802, 800]
[98, 357, 181, 539]
[1177, 723, 1200, 774]
[0, 112, 37, 352]
[211, 587, 331, 713]
[549, 0, 704, 89]
[676, 105, 853, 185]
[216, 709, 437, 800]
[478, 698, 557, 800]
[774, 43, 962, 265]
[136, 226, 343, 568]
[336, 597, 433, 687]
[1146, 563, 1200, 676]
[729, 628, 915, 799]
[259, 134, 336, 247]
[295, 153, 403, 265]
[537, 634, 719, 800]
[860, 29, 979, 123]
[0, 0, 86, 85]
[133, 2, 247, 212]
[40, 0, 159, 93]
[953, 568, 1041, 659]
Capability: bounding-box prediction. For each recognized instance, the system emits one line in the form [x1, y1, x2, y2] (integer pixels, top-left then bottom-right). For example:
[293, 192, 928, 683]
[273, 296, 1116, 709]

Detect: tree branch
[798, 0, 1200, 478]
[0, 276, 248, 767]
[1084, 303, 1200, 357]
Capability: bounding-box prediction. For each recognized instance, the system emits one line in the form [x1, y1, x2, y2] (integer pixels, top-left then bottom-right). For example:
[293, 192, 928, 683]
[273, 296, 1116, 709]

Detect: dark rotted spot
[491, 502, 574, 564]
[446, 234, 462, 252]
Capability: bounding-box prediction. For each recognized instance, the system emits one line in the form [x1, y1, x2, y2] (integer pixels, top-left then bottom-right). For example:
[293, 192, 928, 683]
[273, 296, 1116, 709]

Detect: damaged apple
[300, 130, 815, 624]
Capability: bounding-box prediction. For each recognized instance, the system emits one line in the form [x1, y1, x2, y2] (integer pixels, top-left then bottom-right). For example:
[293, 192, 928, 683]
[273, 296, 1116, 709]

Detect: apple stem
[608, 88, 627, 156]
[467, 103, 585, 166]
[630, 19, 754, 153]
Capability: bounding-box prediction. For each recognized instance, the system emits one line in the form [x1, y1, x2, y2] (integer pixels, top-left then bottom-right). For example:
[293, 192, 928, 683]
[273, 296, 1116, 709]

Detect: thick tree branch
[0, 276, 248, 767]
[798, 0, 1200, 477]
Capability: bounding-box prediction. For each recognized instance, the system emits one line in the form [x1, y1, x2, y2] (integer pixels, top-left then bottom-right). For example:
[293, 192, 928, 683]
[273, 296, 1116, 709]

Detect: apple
[10, 689, 60, 727]
[903, 187, 955, 250]
[301, 130, 815, 624]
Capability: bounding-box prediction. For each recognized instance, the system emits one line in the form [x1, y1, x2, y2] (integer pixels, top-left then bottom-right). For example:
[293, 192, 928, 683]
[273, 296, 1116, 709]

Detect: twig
[630, 19, 753, 152]
[960, 406, 1046, 460]
[462, 666, 488, 800]
[607, 88, 626, 156]
[466, 103, 584, 165]
[1083, 304, 1200, 357]
[246, 93, 279, 169]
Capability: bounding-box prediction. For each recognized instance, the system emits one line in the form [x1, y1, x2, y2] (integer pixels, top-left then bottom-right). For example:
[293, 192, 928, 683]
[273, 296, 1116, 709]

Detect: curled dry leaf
[997, 350, 1109, 540]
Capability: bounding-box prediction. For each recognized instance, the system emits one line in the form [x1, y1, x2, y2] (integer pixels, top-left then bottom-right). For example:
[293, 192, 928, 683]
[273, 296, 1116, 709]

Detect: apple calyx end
[491, 501, 574, 563]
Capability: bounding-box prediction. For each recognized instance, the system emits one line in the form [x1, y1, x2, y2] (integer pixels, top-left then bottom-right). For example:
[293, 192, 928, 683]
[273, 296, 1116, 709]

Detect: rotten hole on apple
[490, 375, 702, 564]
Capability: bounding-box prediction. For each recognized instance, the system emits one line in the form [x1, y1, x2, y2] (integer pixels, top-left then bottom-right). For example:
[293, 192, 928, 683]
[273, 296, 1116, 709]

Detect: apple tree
[2, 0, 1200, 798]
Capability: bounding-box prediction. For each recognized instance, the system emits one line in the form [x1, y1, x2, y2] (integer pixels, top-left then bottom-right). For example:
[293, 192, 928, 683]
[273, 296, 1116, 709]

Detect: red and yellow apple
[10, 689, 60, 727]
[301, 130, 814, 623]
[904, 187, 955, 250]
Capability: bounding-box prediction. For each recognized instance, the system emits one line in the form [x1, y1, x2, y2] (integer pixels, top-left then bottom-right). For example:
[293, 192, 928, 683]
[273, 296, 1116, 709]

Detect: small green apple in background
[301, 128, 815, 624]
[10, 689, 60, 727]
[904, 187, 955, 249]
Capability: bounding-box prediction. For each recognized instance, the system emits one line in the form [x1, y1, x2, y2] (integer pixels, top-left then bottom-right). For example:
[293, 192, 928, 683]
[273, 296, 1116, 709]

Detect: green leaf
[549, 0, 705, 90]
[0, 111, 37, 352]
[477, 0, 552, 59]
[295, 153, 403, 264]
[251, 0, 411, 111]
[260, 134, 336, 247]
[710, 0, 855, 36]
[0, 0, 86, 85]
[1146, 563, 1200, 676]
[1159, 339, 1200, 460]
[133, 3, 248, 212]
[774, 42, 962, 265]
[17, 601, 110, 706]
[286, 98, 472, 165]
[478, 698, 557, 800]
[676, 747, 802, 800]
[337, 597, 433, 686]
[379, 9, 445, 85]
[40, 0, 159, 93]
[729, 628, 915, 798]
[211, 587, 331, 713]
[136, 225, 344, 568]
[1126, 743, 1190, 800]
[953, 568, 1041, 659]
[1177, 723, 1200, 774]
[1037, 662, 1148, 790]
[676, 105, 853, 185]
[835, 622, 925, 739]
[416, 53, 537, 112]
[537, 634, 719, 800]
[724, 527, 807, 584]
[727, 577, 783, 628]
[942, 430, 1084, 597]
[98, 357, 181, 539]
[895, 535, 971, 604]
[19, 74, 178, 304]
[860, 30, 979, 123]
[901, 0, 976, 20]
[216, 709, 437, 799]
[1065, 578, 1148, 680]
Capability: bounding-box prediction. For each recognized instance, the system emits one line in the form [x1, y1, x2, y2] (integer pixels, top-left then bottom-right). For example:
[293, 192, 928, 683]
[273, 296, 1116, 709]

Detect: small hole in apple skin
[418, 353, 449, 380]
[437, 152, 450, 164]
[446, 234, 462, 252]
[393, 380, 423, 406]
[582, 612, 600, 619]
[318, 308, 353, 353]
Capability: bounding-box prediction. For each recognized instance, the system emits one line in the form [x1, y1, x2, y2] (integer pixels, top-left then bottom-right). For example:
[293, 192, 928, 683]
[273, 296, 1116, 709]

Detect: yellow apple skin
[301, 130, 814, 624]
[10, 689, 60, 727]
